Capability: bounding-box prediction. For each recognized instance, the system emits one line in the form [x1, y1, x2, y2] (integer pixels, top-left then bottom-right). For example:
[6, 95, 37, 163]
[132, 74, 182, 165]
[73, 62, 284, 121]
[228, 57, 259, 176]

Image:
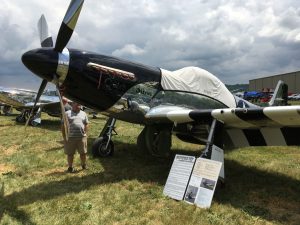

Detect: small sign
[184, 158, 222, 208]
[163, 154, 195, 200]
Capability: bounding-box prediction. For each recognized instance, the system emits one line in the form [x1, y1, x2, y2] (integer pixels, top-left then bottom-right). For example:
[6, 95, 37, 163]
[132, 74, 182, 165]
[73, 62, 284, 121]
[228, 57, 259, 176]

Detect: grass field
[0, 111, 299, 225]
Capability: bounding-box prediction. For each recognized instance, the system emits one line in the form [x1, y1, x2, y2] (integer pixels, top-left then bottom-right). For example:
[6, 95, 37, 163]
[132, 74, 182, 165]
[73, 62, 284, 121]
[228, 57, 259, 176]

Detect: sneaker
[81, 164, 87, 170]
[67, 167, 75, 173]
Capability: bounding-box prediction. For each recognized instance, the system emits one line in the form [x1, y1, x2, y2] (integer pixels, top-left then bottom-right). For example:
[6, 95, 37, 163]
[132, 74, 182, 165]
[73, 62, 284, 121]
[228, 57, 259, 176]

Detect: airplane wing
[0, 88, 61, 115]
[146, 105, 300, 127]
[0, 92, 25, 108]
[0, 92, 61, 118]
[22, 101, 62, 117]
[145, 105, 300, 147]
[40, 102, 61, 117]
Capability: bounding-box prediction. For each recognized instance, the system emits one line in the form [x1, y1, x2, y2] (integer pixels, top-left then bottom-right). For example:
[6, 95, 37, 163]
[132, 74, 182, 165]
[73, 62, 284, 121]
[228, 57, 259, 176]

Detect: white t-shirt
[66, 110, 89, 138]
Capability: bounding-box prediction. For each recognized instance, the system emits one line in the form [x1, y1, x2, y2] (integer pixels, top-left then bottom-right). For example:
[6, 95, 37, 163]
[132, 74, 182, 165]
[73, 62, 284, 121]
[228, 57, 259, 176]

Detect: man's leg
[80, 153, 87, 169]
[64, 138, 76, 172]
[67, 154, 74, 168]
[78, 137, 88, 169]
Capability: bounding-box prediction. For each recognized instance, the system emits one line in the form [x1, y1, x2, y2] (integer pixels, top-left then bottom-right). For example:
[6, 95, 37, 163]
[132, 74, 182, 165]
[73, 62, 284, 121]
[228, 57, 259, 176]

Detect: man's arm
[84, 112, 89, 135]
[61, 124, 66, 141]
[84, 123, 88, 135]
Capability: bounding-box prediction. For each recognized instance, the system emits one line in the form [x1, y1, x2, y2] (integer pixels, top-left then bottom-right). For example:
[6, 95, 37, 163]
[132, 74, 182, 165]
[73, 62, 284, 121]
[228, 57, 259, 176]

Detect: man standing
[63, 102, 89, 173]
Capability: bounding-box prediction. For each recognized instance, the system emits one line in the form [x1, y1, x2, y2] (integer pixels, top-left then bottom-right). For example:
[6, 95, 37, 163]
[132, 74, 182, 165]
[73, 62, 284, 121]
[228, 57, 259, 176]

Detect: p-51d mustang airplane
[0, 86, 61, 126]
[22, 0, 300, 161]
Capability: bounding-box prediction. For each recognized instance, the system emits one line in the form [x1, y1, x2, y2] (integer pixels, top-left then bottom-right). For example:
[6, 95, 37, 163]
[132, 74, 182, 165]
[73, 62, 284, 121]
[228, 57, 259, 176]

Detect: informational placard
[163, 155, 196, 200]
[211, 145, 225, 180]
[184, 158, 222, 208]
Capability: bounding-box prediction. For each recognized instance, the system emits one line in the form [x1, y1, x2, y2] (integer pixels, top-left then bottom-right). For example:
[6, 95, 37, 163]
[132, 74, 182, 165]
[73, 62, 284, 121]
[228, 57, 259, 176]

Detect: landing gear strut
[200, 119, 225, 185]
[200, 119, 219, 159]
[92, 117, 117, 157]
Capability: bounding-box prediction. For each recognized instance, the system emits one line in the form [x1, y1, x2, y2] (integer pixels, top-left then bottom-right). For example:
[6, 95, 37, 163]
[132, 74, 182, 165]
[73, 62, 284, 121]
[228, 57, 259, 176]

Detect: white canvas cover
[160, 67, 236, 108]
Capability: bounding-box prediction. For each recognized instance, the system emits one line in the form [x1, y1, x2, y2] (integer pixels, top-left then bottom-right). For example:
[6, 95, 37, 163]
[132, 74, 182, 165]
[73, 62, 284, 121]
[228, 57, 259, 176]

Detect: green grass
[0, 111, 299, 225]
[288, 101, 300, 106]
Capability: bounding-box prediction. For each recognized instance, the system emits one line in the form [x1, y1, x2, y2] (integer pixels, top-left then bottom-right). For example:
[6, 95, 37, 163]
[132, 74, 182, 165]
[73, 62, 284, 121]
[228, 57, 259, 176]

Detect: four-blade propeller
[25, 0, 84, 140]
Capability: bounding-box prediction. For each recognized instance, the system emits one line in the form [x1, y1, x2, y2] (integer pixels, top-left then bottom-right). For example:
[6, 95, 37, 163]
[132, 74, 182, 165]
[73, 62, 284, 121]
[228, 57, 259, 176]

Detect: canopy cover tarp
[160, 67, 236, 107]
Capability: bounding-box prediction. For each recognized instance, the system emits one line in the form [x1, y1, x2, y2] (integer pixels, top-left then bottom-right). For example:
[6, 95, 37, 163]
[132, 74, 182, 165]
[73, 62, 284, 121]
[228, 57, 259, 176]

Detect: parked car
[288, 93, 299, 100]
[288, 93, 300, 100]
[293, 94, 300, 100]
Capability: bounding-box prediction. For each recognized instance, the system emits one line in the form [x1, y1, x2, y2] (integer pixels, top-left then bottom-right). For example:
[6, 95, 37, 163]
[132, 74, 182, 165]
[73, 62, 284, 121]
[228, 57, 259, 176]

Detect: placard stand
[164, 154, 222, 208]
[163, 155, 195, 200]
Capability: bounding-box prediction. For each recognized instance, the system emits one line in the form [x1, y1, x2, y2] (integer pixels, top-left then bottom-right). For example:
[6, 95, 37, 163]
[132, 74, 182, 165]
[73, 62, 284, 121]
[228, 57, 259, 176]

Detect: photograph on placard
[200, 178, 216, 191]
[184, 185, 198, 203]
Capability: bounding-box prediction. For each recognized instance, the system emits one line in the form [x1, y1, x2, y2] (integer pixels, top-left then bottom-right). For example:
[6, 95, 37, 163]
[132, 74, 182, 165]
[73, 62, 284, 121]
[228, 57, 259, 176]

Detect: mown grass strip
[0, 111, 299, 224]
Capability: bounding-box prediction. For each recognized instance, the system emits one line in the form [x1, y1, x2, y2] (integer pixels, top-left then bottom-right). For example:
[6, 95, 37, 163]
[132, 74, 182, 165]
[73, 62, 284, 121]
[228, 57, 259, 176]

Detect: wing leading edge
[146, 105, 300, 128]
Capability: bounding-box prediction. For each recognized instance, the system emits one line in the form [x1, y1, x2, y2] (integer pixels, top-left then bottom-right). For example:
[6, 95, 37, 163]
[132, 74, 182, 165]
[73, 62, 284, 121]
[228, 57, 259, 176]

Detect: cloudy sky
[1, 0, 300, 90]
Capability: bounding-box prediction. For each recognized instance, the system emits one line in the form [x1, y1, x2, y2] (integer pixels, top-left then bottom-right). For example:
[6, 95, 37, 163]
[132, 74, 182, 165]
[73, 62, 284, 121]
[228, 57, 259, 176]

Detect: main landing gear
[200, 119, 225, 186]
[137, 125, 172, 157]
[15, 109, 41, 126]
[92, 117, 117, 157]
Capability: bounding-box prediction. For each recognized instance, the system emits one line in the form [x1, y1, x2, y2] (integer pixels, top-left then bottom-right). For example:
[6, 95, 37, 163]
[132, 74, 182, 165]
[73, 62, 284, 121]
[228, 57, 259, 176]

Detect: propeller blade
[25, 79, 48, 127]
[56, 86, 69, 141]
[38, 14, 53, 47]
[54, 0, 84, 52]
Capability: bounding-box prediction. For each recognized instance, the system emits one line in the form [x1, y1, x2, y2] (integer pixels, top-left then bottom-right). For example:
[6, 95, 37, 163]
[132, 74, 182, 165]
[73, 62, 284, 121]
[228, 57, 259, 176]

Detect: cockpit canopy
[160, 67, 236, 108]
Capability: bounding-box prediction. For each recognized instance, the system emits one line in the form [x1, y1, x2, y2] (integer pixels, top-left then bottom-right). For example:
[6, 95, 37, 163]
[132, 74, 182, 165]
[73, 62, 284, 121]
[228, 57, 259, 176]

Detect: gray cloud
[1, 0, 300, 89]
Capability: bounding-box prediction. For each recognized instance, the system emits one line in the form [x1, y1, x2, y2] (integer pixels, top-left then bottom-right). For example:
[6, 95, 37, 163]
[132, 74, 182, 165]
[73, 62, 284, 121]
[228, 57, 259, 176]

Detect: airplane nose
[22, 48, 58, 82]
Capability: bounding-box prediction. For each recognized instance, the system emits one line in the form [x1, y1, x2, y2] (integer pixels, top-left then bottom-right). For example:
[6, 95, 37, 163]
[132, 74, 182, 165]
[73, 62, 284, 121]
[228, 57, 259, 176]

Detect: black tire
[137, 127, 148, 153]
[92, 137, 114, 157]
[145, 125, 172, 157]
[16, 115, 26, 123]
[3, 106, 12, 116]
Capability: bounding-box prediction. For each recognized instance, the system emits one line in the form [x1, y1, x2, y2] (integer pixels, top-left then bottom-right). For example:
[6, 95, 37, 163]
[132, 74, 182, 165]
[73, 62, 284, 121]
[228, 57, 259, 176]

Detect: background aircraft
[21, 0, 300, 162]
[0, 86, 61, 126]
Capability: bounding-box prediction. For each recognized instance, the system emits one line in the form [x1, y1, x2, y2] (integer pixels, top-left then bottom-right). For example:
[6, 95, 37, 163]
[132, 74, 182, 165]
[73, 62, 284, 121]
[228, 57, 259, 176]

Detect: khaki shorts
[64, 136, 87, 155]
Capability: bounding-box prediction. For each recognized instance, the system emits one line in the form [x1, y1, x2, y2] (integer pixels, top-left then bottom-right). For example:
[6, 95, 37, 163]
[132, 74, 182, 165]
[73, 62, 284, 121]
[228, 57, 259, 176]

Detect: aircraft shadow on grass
[1, 139, 299, 224]
[12, 117, 62, 132]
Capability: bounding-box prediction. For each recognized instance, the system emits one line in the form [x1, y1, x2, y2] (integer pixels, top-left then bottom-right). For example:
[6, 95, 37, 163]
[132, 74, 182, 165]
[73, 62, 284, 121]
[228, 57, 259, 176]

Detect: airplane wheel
[16, 114, 26, 123]
[145, 126, 171, 157]
[30, 119, 40, 127]
[92, 137, 114, 157]
[137, 127, 148, 153]
[3, 106, 12, 115]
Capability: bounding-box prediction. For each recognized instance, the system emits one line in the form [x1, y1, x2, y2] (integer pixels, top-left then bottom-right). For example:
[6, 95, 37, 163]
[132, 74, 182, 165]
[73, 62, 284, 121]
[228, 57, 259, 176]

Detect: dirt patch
[0, 164, 15, 174]
[0, 126, 12, 131]
[1, 144, 21, 156]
